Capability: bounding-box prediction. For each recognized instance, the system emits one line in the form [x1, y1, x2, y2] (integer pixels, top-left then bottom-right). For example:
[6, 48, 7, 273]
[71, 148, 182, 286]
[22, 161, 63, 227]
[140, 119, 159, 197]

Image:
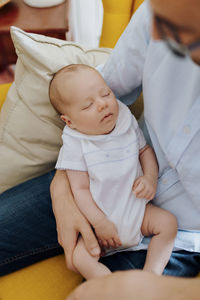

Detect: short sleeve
[132, 115, 146, 150]
[55, 134, 87, 171]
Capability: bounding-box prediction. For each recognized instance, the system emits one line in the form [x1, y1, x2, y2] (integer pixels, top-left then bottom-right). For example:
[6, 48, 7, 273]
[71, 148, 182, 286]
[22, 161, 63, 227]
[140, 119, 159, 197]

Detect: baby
[49, 64, 177, 280]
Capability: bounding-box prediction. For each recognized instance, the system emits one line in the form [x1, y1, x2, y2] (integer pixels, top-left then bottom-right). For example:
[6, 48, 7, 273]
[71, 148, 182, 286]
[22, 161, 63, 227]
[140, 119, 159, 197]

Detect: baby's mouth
[101, 113, 113, 122]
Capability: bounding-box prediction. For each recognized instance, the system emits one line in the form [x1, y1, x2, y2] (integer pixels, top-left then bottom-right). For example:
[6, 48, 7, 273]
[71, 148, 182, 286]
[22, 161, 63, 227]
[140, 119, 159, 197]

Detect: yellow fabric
[99, 0, 146, 48]
[0, 255, 83, 300]
[99, 0, 145, 48]
[0, 83, 11, 111]
[100, 0, 133, 48]
[132, 0, 144, 13]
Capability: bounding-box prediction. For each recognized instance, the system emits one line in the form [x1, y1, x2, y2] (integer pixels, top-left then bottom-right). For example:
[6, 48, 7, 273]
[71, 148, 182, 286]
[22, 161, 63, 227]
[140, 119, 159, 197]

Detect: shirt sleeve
[55, 134, 87, 171]
[132, 115, 146, 150]
[100, 0, 151, 104]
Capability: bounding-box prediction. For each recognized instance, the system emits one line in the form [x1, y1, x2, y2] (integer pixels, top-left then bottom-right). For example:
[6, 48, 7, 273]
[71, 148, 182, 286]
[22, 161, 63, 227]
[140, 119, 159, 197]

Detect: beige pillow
[0, 26, 111, 193]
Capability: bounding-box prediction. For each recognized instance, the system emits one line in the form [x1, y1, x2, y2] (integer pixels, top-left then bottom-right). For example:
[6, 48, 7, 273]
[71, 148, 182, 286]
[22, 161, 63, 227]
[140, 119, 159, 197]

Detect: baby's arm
[67, 170, 121, 249]
[133, 145, 158, 200]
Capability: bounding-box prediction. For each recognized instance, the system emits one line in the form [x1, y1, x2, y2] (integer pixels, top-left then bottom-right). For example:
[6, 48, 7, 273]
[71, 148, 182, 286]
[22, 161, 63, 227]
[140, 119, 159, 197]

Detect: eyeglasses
[154, 15, 200, 58]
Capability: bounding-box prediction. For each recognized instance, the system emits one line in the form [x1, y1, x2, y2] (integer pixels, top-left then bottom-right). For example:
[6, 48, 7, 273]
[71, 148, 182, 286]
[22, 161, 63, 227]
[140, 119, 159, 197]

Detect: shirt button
[183, 126, 191, 134]
[162, 179, 168, 185]
[106, 153, 110, 158]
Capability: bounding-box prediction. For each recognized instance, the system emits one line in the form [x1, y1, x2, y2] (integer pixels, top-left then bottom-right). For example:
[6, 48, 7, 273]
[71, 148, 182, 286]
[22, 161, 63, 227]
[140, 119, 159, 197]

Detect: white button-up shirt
[100, 0, 200, 252]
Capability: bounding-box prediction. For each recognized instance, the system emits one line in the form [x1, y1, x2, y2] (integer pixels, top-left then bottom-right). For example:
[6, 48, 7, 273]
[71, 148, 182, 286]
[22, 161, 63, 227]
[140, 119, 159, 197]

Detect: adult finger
[62, 230, 79, 272]
[81, 223, 101, 257]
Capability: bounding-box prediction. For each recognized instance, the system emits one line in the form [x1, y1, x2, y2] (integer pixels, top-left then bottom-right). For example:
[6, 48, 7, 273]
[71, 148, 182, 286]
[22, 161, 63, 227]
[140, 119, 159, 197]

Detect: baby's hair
[49, 64, 96, 115]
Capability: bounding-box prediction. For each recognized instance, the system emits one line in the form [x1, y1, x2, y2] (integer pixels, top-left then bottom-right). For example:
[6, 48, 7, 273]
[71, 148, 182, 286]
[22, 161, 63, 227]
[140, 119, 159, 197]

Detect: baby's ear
[60, 115, 74, 128]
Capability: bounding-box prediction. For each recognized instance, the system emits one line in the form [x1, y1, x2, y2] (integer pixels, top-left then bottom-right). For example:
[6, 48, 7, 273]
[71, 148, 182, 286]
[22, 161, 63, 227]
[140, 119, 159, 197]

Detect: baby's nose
[97, 99, 108, 112]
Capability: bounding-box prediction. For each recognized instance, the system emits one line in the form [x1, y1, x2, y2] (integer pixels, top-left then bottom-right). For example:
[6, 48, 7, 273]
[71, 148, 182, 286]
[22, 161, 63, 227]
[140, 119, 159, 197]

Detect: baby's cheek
[85, 118, 99, 131]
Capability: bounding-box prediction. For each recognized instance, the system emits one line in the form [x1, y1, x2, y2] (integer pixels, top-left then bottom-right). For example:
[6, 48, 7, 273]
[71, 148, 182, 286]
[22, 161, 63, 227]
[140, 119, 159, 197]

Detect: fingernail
[91, 247, 100, 256]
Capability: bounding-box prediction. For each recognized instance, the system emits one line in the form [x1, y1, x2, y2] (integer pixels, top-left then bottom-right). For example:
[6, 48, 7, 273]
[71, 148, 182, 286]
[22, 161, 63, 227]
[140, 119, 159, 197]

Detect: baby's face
[60, 69, 119, 135]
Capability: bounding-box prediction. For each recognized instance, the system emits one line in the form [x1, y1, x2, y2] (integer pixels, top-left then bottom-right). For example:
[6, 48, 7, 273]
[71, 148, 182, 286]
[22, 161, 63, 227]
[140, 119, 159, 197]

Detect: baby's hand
[132, 175, 157, 200]
[93, 216, 122, 249]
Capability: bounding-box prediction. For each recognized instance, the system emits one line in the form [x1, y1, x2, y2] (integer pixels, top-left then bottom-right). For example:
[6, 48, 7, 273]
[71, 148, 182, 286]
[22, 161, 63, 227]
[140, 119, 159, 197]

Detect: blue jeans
[100, 250, 200, 277]
[0, 171, 200, 277]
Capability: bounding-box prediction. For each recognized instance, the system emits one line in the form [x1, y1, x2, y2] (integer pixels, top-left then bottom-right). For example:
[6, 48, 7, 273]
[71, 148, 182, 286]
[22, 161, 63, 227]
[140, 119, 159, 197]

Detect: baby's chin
[82, 124, 116, 135]
[103, 124, 116, 135]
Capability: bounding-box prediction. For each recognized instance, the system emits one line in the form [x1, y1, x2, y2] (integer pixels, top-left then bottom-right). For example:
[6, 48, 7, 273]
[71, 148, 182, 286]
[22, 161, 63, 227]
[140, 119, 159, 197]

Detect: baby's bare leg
[141, 203, 177, 275]
[73, 237, 111, 280]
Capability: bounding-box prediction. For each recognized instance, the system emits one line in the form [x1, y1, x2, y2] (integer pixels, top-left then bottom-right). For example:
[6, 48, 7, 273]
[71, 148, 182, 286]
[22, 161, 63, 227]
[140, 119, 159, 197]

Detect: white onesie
[56, 100, 147, 253]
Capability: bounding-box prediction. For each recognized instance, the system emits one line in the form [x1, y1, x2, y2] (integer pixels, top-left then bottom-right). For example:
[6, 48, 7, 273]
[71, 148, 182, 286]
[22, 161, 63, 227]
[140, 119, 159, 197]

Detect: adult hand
[66, 269, 195, 300]
[50, 170, 100, 272]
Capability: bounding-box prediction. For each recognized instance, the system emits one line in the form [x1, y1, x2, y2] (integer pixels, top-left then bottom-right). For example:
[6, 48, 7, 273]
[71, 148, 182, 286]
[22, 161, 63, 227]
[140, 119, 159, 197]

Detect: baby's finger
[132, 178, 140, 189]
[145, 188, 154, 199]
[149, 192, 155, 200]
[102, 240, 109, 248]
[108, 238, 115, 248]
[135, 189, 149, 199]
[133, 182, 145, 196]
[112, 230, 121, 244]
[111, 238, 117, 248]
[136, 193, 145, 199]
[146, 191, 153, 200]
[114, 236, 122, 247]
[143, 189, 151, 198]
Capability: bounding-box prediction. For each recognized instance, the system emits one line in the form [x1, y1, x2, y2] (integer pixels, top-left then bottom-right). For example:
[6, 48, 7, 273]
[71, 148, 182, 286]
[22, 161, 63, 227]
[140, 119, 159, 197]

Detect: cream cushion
[0, 26, 111, 193]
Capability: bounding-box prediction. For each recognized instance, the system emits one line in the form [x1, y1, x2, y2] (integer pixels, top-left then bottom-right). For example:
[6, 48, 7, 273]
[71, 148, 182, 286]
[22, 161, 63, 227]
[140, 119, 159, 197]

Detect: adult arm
[101, 0, 151, 104]
[50, 170, 100, 272]
[67, 169, 121, 248]
[66, 270, 200, 300]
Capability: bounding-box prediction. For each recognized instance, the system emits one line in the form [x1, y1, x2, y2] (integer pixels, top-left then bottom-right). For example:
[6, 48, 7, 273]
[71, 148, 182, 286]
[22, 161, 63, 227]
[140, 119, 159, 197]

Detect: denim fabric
[100, 250, 200, 277]
[0, 170, 63, 276]
[1, 170, 200, 277]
